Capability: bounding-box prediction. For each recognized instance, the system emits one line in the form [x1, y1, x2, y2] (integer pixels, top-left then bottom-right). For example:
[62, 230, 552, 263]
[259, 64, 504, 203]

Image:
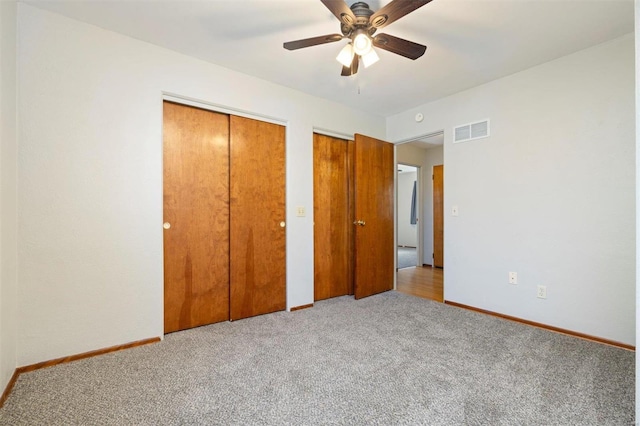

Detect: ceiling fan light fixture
[352, 30, 372, 56]
[283, 0, 431, 77]
[336, 43, 355, 67]
[362, 48, 379, 68]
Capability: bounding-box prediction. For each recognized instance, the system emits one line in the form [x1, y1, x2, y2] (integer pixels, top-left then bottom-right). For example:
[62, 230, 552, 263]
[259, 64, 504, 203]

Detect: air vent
[453, 119, 490, 143]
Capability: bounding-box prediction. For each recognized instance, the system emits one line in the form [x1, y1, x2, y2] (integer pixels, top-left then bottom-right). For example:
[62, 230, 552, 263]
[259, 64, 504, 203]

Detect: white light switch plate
[452, 205, 459, 216]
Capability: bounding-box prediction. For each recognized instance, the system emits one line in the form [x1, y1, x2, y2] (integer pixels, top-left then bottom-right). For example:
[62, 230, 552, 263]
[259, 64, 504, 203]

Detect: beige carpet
[0, 291, 634, 425]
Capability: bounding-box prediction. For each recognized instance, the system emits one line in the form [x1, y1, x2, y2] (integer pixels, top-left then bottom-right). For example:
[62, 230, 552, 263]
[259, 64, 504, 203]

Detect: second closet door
[230, 116, 286, 320]
[313, 133, 353, 301]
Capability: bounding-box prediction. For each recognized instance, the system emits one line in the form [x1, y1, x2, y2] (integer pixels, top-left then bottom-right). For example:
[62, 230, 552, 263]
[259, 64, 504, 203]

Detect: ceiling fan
[283, 0, 433, 76]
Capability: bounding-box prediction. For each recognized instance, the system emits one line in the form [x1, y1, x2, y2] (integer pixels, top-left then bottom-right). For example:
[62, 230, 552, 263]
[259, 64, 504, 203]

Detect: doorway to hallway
[397, 164, 419, 269]
[395, 132, 445, 302]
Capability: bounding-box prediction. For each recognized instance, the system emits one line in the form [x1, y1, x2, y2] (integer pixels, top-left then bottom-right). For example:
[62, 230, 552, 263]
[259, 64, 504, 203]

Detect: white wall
[397, 171, 417, 247]
[0, 0, 18, 393]
[635, 0, 639, 420]
[16, 4, 385, 366]
[397, 144, 443, 265]
[388, 34, 635, 345]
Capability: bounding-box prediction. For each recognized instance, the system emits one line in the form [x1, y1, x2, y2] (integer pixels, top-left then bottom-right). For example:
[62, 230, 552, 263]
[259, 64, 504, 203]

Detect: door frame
[394, 131, 445, 289]
[163, 93, 286, 126]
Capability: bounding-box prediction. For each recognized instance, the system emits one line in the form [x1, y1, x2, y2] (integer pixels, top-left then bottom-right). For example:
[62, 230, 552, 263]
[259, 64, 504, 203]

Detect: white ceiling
[21, 0, 634, 117]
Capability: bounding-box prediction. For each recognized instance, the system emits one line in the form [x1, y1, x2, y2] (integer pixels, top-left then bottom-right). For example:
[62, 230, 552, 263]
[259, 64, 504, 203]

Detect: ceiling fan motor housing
[341, 2, 381, 37]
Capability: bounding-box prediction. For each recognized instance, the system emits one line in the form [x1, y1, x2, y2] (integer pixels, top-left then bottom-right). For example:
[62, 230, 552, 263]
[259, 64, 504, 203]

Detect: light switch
[451, 205, 459, 216]
[296, 206, 306, 217]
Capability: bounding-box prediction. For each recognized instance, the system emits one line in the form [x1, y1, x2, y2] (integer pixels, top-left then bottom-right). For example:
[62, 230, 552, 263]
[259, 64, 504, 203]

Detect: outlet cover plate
[537, 285, 547, 299]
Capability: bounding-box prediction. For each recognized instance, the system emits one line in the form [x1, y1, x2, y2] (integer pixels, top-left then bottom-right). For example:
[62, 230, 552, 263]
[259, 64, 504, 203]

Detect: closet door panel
[230, 116, 286, 320]
[313, 133, 352, 301]
[163, 101, 230, 333]
[353, 133, 395, 299]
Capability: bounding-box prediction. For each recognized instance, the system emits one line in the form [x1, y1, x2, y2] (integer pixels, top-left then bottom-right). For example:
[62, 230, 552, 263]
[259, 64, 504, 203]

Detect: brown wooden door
[313, 133, 353, 301]
[230, 116, 286, 320]
[353, 133, 395, 299]
[163, 101, 230, 333]
[433, 165, 444, 268]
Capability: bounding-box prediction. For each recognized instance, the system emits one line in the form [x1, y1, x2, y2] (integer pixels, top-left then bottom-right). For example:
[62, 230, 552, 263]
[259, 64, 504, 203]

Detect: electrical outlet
[508, 272, 517, 284]
[296, 206, 306, 217]
[537, 285, 547, 299]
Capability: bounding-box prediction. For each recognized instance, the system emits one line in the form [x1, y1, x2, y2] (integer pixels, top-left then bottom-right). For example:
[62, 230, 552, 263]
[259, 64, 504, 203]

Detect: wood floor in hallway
[396, 266, 444, 303]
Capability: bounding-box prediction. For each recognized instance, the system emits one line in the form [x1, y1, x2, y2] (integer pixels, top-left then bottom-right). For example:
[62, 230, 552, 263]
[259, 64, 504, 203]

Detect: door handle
[353, 220, 366, 226]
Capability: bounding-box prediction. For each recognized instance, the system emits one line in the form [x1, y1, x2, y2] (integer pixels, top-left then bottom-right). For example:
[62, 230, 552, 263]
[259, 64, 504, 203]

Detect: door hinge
[432, 253, 434, 258]
[432, 174, 434, 180]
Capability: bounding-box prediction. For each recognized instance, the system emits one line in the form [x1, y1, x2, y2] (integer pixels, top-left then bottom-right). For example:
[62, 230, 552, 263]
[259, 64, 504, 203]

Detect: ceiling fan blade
[283, 34, 343, 50]
[341, 54, 359, 76]
[373, 33, 426, 60]
[370, 0, 433, 30]
[321, 0, 357, 26]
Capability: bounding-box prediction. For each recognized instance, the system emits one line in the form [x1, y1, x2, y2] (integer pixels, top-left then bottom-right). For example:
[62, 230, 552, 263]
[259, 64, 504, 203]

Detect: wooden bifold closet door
[163, 102, 285, 333]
